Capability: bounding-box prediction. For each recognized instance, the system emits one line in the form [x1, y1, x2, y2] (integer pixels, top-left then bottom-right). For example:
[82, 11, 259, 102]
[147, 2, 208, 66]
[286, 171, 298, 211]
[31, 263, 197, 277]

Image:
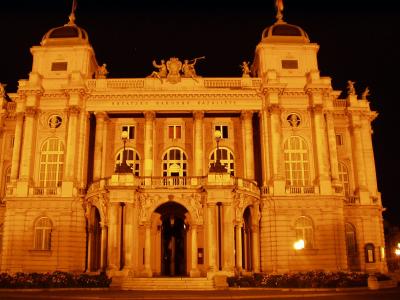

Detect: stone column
[10, 112, 24, 181]
[269, 104, 285, 194]
[132, 201, 139, 274]
[100, 222, 108, 271]
[64, 106, 80, 181]
[77, 112, 90, 187]
[258, 110, 271, 188]
[144, 112, 155, 184]
[123, 202, 134, 273]
[251, 225, 260, 273]
[311, 104, 331, 194]
[222, 203, 234, 273]
[100, 116, 109, 187]
[143, 223, 152, 277]
[207, 203, 216, 273]
[193, 111, 204, 177]
[235, 222, 243, 272]
[325, 111, 340, 187]
[190, 224, 200, 277]
[19, 107, 37, 181]
[107, 203, 119, 272]
[93, 112, 106, 182]
[360, 115, 378, 196]
[241, 111, 255, 180]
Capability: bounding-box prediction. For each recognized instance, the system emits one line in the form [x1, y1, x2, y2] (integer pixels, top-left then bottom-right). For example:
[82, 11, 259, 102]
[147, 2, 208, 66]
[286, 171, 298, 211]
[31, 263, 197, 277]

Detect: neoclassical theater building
[0, 4, 387, 287]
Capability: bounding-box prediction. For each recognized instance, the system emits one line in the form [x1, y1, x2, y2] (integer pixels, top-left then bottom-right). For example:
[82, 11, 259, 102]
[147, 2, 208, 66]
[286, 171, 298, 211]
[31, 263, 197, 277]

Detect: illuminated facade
[0, 8, 387, 288]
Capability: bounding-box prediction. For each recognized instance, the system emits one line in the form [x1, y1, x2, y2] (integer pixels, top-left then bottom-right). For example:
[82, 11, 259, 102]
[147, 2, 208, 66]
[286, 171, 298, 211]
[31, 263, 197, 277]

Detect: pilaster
[241, 111, 255, 180]
[144, 111, 155, 184]
[193, 111, 204, 177]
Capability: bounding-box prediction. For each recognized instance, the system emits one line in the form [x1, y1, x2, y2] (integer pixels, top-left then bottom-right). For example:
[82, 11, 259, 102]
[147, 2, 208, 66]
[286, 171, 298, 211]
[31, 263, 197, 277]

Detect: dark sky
[1, 1, 399, 225]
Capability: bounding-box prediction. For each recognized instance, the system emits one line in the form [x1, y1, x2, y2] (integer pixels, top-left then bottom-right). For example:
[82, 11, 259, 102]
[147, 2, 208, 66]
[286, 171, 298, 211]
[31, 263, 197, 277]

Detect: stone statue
[182, 56, 205, 79]
[275, 0, 284, 21]
[362, 87, 370, 100]
[166, 57, 183, 83]
[240, 61, 251, 77]
[0, 83, 6, 98]
[96, 63, 108, 79]
[148, 59, 167, 80]
[347, 80, 356, 96]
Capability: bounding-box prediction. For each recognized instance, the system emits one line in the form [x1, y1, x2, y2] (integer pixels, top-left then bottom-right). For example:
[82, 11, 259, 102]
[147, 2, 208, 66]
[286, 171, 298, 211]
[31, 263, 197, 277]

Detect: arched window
[345, 223, 357, 255]
[162, 148, 187, 177]
[209, 147, 235, 176]
[34, 217, 52, 250]
[338, 162, 350, 196]
[284, 136, 310, 186]
[295, 216, 314, 249]
[115, 148, 140, 176]
[365, 243, 375, 263]
[39, 138, 64, 187]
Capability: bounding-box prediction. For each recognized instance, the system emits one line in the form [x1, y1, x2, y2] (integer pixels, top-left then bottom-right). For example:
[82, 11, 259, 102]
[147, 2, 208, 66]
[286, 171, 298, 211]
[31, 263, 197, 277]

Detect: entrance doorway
[155, 202, 188, 276]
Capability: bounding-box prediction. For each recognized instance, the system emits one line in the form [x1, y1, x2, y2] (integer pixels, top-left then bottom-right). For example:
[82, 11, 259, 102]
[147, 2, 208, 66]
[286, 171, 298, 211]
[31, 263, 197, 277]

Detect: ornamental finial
[275, 0, 284, 22]
[68, 0, 78, 25]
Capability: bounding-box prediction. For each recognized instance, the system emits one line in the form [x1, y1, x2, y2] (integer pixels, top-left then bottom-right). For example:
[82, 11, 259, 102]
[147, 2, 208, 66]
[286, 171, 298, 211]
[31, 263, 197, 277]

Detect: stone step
[116, 277, 216, 290]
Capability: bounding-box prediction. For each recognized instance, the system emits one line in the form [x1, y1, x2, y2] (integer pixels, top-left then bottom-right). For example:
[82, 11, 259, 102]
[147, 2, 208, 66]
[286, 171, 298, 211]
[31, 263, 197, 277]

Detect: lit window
[284, 136, 310, 186]
[336, 134, 344, 146]
[51, 62, 68, 71]
[168, 125, 182, 139]
[115, 148, 140, 176]
[162, 148, 187, 177]
[122, 125, 135, 140]
[209, 147, 235, 176]
[295, 216, 314, 249]
[364, 243, 375, 263]
[215, 125, 228, 139]
[345, 223, 357, 255]
[34, 217, 52, 250]
[338, 162, 350, 196]
[39, 138, 64, 188]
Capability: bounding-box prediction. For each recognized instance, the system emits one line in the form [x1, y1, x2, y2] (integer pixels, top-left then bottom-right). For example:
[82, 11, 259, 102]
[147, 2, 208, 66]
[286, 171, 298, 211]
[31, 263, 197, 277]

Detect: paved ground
[0, 287, 400, 300]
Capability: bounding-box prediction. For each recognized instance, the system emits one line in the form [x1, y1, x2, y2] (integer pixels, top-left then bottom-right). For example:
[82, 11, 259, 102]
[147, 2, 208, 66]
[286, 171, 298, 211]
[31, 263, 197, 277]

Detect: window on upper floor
[284, 136, 310, 186]
[345, 223, 357, 256]
[122, 125, 135, 140]
[34, 217, 52, 250]
[162, 148, 187, 177]
[214, 125, 229, 139]
[51, 62, 68, 71]
[295, 216, 314, 249]
[115, 148, 140, 176]
[209, 147, 235, 176]
[39, 138, 64, 188]
[336, 134, 344, 146]
[282, 59, 298, 69]
[338, 162, 350, 196]
[2, 166, 11, 198]
[168, 125, 182, 139]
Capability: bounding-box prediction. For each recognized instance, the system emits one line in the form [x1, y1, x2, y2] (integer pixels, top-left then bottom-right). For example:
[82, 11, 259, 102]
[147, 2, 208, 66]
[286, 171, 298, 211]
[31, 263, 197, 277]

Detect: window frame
[209, 147, 235, 176]
[345, 223, 357, 256]
[34, 217, 52, 251]
[162, 148, 187, 177]
[214, 125, 229, 139]
[121, 125, 135, 140]
[115, 147, 140, 176]
[284, 136, 310, 186]
[168, 125, 182, 139]
[295, 216, 314, 249]
[338, 162, 350, 196]
[39, 138, 64, 188]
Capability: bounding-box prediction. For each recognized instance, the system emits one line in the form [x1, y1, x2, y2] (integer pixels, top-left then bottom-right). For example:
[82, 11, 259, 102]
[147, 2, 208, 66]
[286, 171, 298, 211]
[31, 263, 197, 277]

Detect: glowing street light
[115, 130, 131, 173]
[294, 239, 305, 250]
[395, 249, 400, 256]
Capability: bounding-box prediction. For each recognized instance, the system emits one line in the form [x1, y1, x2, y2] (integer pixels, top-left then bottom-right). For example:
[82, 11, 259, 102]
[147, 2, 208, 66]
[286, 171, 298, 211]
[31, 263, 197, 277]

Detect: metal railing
[285, 186, 315, 194]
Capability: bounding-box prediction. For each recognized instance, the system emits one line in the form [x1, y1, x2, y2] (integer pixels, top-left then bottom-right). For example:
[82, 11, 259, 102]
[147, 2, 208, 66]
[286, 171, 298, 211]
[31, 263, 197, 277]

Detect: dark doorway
[89, 207, 101, 271]
[156, 202, 188, 276]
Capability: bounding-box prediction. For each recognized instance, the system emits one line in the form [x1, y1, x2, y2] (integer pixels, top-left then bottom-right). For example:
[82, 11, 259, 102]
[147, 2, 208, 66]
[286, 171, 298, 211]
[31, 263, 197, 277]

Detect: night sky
[0, 1, 399, 225]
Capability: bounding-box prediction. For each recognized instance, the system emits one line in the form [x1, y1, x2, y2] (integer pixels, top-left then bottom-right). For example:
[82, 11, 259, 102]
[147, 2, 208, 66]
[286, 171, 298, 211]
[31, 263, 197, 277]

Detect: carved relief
[138, 193, 154, 223]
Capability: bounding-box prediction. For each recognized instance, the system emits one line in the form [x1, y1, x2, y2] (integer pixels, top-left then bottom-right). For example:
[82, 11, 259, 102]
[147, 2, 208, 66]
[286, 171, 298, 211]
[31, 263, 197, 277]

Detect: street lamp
[115, 130, 131, 173]
[294, 239, 305, 250]
[209, 130, 227, 173]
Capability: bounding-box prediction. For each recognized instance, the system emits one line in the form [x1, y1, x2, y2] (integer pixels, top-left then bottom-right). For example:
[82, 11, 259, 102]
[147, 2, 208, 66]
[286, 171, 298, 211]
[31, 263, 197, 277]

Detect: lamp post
[395, 243, 400, 271]
[115, 130, 131, 173]
[209, 130, 227, 173]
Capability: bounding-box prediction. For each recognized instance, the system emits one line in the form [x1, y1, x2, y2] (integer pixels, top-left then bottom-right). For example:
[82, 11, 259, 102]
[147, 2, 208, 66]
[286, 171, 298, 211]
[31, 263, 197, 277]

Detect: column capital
[268, 104, 282, 115]
[144, 111, 156, 120]
[310, 104, 324, 114]
[25, 106, 39, 117]
[241, 110, 253, 121]
[94, 111, 107, 120]
[193, 111, 204, 120]
[207, 203, 216, 208]
[66, 105, 81, 116]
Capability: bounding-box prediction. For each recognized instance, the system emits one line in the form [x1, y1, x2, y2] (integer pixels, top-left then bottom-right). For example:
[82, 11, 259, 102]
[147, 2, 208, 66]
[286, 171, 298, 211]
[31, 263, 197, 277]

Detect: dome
[261, 21, 310, 43]
[41, 24, 89, 46]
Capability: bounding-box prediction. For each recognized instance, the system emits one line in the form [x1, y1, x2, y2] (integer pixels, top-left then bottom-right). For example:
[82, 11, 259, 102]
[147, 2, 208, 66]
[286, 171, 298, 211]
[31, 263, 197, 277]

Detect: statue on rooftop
[96, 63, 108, 79]
[240, 61, 251, 77]
[182, 56, 205, 79]
[167, 57, 183, 83]
[347, 80, 356, 96]
[0, 83, 6, 99]
[148, 59, 167, 81]
[275, 0, 284, 21]
[362, 87, 370, 100]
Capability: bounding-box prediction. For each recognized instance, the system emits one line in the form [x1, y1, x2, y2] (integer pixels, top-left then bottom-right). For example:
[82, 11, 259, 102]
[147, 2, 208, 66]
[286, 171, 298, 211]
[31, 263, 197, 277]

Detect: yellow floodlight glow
[294, 239, 305, 250]
[395, 248, 400, 256]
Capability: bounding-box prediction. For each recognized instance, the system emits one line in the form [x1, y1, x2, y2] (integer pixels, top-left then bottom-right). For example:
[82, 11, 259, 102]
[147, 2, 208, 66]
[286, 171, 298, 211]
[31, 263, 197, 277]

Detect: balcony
[285, 186, 315, 194]
[344, 196, 360, 205]
[30, 187, 60, 196]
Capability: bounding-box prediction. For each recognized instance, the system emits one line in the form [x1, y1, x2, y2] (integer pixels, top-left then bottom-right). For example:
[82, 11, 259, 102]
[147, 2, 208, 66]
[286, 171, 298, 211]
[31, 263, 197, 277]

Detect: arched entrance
[155, 202, 188, 276]
[88, 207, 101, 271]
[242, 207, 252, 271]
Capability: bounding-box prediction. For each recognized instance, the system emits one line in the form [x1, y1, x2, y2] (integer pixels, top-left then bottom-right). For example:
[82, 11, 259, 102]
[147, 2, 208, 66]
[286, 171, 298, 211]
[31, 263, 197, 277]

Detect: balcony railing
[285, 186, 315, 194]
[344, 196, 360, 205]
[138, 176, 206, 188]
[31, 187, 60, 196]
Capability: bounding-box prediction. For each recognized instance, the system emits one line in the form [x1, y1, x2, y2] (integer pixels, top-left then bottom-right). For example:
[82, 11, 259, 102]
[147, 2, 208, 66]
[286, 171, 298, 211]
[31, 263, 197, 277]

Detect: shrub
[0, 271, 111, 289]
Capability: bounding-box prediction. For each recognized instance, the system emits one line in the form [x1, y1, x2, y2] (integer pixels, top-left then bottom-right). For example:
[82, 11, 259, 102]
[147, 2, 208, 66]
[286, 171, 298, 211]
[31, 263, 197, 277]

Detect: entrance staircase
[112, 276, 216, 290]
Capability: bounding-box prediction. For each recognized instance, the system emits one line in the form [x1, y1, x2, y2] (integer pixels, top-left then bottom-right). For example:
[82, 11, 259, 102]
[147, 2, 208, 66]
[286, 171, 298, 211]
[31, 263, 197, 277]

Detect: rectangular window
[215, 125, 229, 139]
[282, 60, 298, 69]
[168, 125, 182, 139]
[122, 125, 135, 140]
[51, 62, 68, 71]
[336, 134, 344, 146]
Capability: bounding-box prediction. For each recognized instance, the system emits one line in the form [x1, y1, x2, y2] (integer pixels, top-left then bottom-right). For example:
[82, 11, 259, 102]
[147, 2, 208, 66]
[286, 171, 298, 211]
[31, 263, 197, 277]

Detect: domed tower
[252, 18, 319, 88]
[28, 7, 98, 89]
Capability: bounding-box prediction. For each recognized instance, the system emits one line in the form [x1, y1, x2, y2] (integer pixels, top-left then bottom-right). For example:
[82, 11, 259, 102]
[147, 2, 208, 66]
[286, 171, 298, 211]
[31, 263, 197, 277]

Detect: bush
[227, 271, 369, 288]
[0, 271, 111, 289]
